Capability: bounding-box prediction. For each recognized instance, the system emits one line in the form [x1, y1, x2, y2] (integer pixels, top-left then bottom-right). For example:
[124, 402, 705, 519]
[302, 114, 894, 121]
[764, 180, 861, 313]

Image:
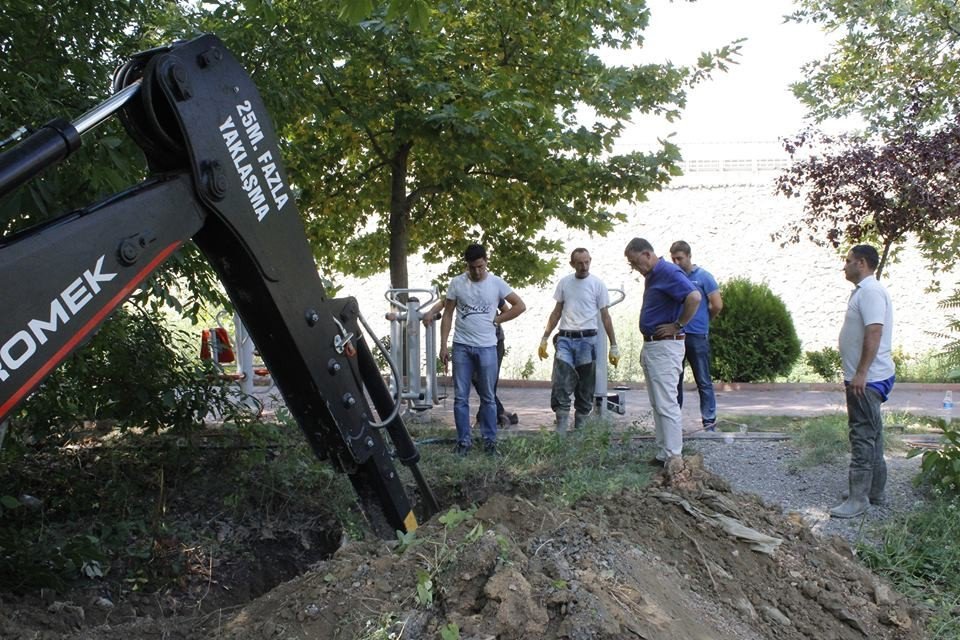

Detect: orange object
[200, 327, 235, 363]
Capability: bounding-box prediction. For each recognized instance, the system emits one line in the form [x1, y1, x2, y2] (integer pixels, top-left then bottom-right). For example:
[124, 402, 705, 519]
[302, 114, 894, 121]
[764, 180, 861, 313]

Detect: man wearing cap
[538, 248, 620, 433]
[624, 238, 701, 465]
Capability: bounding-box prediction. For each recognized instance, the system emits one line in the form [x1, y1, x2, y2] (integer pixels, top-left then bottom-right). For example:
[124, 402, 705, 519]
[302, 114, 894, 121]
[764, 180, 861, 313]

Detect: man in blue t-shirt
[670, 241, 723, 431]
[624, 238, 701, 465]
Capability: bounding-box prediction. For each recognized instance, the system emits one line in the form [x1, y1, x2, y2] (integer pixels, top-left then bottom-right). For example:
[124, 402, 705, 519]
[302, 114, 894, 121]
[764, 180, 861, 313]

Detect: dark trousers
[845, 386, 885, 471]
[550, 335, 597, 418]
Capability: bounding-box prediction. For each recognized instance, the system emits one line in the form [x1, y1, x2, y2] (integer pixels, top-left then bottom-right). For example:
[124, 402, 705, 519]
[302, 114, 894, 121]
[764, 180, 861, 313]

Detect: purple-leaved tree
[775, 117, 960, 281]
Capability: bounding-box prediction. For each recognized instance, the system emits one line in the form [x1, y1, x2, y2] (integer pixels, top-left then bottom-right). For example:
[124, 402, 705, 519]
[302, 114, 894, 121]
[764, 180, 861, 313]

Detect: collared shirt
[639, 258, 696, 335]
[838, 274, 895, 382]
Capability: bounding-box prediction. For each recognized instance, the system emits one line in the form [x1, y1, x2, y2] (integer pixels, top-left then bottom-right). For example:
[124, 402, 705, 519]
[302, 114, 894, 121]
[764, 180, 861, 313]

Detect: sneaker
[483, 441, 500, 457]
[454, 443, 471, 457]
[646, 457, 665, 467]
[703, 420, 717, 432]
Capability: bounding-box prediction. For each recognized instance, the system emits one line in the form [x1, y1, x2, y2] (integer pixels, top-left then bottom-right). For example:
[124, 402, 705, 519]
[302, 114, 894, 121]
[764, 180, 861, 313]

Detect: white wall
[334, 178, 956, 381]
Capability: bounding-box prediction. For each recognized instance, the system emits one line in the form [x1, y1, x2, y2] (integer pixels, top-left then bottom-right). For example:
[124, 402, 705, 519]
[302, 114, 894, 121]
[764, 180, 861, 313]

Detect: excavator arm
[0, 34, 438, 537]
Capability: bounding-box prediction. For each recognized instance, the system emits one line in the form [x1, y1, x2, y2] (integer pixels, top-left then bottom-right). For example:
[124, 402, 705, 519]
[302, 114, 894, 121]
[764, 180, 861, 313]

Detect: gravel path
[691, 439, 926, 546]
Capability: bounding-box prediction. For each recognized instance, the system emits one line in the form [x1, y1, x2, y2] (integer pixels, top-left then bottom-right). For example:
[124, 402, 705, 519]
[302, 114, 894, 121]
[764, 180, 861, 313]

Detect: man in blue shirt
[625, 238, 701, 465]
[670, 241, 723, 431]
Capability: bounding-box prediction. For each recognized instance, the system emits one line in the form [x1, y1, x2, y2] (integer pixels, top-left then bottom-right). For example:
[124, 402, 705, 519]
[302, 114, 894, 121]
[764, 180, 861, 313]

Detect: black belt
[558, 329, 597, 338]
[643, 334, 685, 342]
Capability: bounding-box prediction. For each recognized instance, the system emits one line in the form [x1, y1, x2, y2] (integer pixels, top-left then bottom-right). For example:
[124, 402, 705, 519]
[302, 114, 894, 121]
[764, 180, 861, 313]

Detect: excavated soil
[0, 454, 925, 639]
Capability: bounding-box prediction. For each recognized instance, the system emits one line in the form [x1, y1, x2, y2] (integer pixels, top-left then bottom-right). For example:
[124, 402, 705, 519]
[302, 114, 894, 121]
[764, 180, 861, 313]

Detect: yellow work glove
[608, 344, 621, 367]
[538, 338, 549, 360]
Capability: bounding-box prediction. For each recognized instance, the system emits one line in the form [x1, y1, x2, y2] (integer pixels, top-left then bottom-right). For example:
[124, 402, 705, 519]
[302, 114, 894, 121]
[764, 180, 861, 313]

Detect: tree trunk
[877, 240, 893, 280]
[388, 142, 412, 290]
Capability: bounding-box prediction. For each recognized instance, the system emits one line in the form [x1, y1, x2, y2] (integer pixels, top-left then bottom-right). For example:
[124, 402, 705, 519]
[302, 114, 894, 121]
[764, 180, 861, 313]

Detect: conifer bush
[710, 278, 801, 382]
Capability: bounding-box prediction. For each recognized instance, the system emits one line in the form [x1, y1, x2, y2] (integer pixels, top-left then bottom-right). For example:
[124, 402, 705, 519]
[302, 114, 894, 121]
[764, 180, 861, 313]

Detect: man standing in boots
[832, 244, 895, 518]
[538, 248, 620, 433]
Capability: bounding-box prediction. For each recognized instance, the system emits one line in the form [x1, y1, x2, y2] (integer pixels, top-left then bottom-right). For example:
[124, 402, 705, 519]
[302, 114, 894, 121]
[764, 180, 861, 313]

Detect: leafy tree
[789, 0, 960, 130]
[0, 3, 240, 436]
[189, 0, 740, 289]
[774, 121, 960, 279]
[0, 0, 227, 318]
[12, 307, 255, 441]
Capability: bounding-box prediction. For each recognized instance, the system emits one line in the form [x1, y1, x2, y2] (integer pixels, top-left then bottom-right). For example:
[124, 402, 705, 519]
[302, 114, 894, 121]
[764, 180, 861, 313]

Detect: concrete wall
[334, 174, 956, 381]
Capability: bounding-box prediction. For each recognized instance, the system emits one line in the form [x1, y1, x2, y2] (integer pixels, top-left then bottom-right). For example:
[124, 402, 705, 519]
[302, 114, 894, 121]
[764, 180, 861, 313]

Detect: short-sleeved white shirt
[447, 273, 513, 347]
[838, 275, 895, 382]
[553, 273, 610, 331]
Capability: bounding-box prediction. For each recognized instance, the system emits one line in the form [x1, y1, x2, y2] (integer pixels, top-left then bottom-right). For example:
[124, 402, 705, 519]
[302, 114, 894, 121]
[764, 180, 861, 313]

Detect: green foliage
[11, 307, 256, 440]
[937, 288, 960, 382]
[414, 568, 433, 606]
[519, 357, 536, 381]
[910, 422, 960, 497]
[710, 278, 801, 382]
[858, 494, 960, 639]
[789, 0, 960, 131]
[440, 622, 461, 640]
[805, 347, 842, 382]
[790, 414, 852, 468]
[0, 417, 351, 594]
[191, 0, 740, 290]
[0, 1, 229, 321]
[437, 505, 474, 529]
[501, 421, 651, 505]
[395, 529, 418, 554]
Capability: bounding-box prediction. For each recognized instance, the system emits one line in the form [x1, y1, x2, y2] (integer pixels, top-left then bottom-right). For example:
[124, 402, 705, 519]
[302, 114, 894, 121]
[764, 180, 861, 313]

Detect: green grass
[857, 494, 960, 639]
[789, 413, 853, 467]
[715, 414, 812, 433]
[411, 418, 657, 508]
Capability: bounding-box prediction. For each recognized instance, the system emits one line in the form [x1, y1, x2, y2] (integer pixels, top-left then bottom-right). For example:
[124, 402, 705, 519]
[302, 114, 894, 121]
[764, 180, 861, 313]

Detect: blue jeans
[452, 343, 499, 447]
[677, 333, 716, 425]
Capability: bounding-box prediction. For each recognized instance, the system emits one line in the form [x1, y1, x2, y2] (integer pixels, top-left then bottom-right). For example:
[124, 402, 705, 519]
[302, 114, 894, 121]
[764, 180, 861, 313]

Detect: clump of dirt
[1, 455, 925, 639]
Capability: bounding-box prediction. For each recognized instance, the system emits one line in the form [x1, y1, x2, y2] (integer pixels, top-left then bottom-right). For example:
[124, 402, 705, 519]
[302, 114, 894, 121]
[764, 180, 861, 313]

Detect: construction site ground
[1, 381, 947, 639]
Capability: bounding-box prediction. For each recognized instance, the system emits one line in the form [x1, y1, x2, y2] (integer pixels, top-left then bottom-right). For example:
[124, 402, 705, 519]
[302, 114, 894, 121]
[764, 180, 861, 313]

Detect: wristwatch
[674, 321, 685, 331]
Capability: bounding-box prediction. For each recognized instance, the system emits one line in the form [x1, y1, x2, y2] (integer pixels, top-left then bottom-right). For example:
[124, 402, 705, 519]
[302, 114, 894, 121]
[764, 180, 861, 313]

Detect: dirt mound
[215, 455, 922, 640]
[0, 455, 924, 639]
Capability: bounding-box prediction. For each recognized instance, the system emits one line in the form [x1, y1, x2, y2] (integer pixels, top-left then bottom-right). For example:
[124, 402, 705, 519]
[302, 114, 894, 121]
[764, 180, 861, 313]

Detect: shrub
[805, 347, 842, 382]
[11, 306, 254, 441]
[710, 278, 801, 382]
[910, 421, 960, 497]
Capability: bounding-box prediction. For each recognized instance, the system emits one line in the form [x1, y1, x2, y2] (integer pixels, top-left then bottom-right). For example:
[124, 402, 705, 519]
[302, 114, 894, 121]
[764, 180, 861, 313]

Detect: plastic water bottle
[944, 390, 954, 423]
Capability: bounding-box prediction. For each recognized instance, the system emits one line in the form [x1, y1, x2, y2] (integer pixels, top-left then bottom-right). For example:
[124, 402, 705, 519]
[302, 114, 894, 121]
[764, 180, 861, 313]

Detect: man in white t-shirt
[832, 244, 895, 518]
[439, 244, 526, 456]
[538, 248, 619, 433]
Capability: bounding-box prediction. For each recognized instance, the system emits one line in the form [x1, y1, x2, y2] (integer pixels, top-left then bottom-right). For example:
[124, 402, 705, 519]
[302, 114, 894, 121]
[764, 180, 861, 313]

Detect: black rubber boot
[555, 412, 570, 435]
[830, 469, 871, 519]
